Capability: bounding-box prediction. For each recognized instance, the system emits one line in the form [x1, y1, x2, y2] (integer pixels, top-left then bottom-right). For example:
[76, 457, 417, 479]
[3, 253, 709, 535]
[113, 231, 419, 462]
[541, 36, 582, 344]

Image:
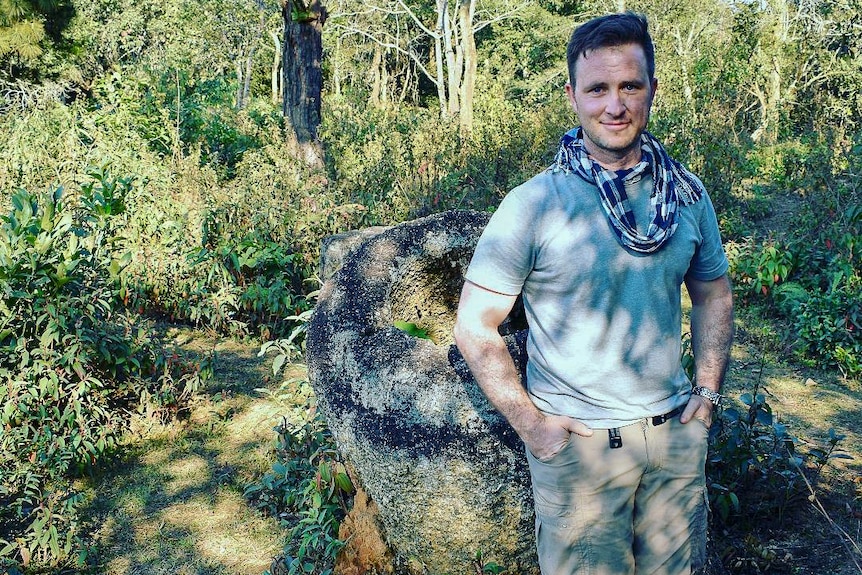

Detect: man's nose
[605, 92, 626, 116]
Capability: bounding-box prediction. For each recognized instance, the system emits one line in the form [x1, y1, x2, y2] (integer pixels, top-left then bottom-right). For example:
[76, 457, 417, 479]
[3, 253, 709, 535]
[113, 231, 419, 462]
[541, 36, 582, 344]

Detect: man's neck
[587, 146, 643, 171]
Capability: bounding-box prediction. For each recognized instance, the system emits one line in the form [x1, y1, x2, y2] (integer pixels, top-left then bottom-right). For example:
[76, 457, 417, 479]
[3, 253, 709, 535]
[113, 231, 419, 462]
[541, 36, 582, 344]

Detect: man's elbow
[453, 316, 471, 352]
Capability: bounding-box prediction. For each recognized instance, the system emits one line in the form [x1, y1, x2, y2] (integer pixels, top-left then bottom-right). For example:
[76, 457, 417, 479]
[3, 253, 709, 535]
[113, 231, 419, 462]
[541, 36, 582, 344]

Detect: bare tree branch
[332, 22, 438, 86]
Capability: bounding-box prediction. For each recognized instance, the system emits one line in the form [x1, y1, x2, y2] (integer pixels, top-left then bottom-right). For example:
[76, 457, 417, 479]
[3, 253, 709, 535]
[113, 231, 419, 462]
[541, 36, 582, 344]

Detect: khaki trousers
[526, 415, 709, 575]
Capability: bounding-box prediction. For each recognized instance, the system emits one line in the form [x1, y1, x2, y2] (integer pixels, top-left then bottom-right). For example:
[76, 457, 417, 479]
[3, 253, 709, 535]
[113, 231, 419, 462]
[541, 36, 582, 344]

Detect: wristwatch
[692, 385, 723, 406]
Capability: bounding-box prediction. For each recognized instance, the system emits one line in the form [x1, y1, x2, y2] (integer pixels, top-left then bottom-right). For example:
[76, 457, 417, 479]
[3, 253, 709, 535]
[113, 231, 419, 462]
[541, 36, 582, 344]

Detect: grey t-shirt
[465, 166, 729, 428]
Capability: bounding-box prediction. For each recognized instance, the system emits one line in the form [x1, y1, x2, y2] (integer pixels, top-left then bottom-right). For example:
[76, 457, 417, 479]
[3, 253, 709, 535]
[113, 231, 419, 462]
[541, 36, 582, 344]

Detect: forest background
[1, 0, 861, 573]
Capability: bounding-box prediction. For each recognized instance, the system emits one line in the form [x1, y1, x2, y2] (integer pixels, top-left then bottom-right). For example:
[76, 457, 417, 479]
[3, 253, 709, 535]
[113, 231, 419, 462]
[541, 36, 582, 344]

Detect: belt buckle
[652, 412, 670, 426]
[651, 406, 682, 426]
[608, 428, 622, 449]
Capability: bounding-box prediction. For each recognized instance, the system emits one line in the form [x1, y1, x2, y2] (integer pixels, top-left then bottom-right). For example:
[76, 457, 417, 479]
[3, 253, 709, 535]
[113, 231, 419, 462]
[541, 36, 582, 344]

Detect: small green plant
[473, 550, 506, 574]
[258, 289, 318, 374]
[807, 428, 852, 481]
[253, 296, 356, 574]
[706, 382, 800, 523]
[246, 410, 354, 575]
[706, 369, 851, 526]
[393, 320, 432, 341]
[726, 238, 795, 301]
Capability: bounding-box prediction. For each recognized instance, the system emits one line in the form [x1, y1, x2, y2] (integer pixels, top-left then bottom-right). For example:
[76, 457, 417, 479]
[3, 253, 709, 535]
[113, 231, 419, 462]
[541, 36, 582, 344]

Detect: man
[453, 12, 734, 575]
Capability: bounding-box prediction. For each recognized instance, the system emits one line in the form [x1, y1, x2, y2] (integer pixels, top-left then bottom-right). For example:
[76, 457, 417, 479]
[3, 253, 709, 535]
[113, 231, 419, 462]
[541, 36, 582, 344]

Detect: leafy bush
[785, 281, 862, 378]
[182, 235, 311, 338]
[249, 306, 352, 575]
[245, 404, 354, 575]
[320, 96, 563, 226]
[707, 381, 850, 526]
[726, 238, 795, 302]
[0, 177, 210, 571]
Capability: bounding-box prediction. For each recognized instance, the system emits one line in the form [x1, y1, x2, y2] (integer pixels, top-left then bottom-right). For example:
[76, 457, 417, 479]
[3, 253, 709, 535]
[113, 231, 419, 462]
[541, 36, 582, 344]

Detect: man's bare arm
[453, 280, 592, 459]
[681, 273, 735, 425]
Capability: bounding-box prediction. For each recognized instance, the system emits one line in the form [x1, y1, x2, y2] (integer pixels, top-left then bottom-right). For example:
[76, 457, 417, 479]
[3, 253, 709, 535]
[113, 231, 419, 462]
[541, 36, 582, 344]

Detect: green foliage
[726, 238, 795, 301]
[0, 0, 62, 65]
[682, 335, 847, 529]
[473, 550, 506, 575]
[785, 280, 861, 379]
[245, 406, 353, 575]
[179, 234, 311, 337]
[252, 314, 352, 575]
[726, 144, 861, 378]
[258, 303, 316, 376]
[393, 320, 431, 341]
[706, 378, 851, 526]
[0, 176, 210, 571]
[320, 95, 560, 226]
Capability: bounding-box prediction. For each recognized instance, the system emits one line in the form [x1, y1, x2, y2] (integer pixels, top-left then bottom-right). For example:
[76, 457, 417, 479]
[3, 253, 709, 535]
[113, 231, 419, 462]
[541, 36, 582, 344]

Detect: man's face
[565, 43, 658, 170]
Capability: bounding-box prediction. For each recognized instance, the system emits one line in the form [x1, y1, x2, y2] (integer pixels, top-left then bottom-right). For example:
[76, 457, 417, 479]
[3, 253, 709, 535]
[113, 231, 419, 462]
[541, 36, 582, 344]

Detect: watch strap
[692, 385, 723, 406]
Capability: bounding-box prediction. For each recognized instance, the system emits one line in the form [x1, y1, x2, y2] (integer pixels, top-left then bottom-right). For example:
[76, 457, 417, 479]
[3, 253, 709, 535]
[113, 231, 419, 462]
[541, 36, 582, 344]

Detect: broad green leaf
[393, 320, 431, 340]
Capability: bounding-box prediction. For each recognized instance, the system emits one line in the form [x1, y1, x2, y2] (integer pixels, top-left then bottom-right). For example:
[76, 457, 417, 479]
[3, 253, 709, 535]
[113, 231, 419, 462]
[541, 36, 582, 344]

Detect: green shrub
[726, 238, 795, 302]
[789, 281, 861, 378]
[245, 406, 353, 575]
[707, 382, 851, 526]
[776, 203, 861, 378]
[319, 96, 564, 226]
[250, 317, 352, 575]
[0, 177, 210, 570]
[184, 235, 311, 338]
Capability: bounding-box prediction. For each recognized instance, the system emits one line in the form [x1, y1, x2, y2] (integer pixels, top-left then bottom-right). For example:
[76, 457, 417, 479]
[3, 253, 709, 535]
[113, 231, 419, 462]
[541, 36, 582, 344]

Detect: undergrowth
[0, 174, 212, 571]
[244, 388, 354, 575]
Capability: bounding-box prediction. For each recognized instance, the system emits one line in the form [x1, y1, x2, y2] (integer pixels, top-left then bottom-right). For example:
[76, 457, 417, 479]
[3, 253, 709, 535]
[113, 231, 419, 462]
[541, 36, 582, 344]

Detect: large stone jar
[306, 210, 536, 575]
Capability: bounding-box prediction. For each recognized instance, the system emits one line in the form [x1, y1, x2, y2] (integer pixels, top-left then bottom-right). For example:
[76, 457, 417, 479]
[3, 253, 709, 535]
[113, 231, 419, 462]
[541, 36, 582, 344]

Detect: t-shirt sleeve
[687, 191, 729, 281]
[465, 190, 536, 296]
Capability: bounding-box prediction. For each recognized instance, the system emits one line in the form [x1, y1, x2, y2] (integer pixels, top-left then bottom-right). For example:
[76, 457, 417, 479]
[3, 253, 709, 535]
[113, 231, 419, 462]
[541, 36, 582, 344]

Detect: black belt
[608, 406, 686, 449]
[651, 405, 685, 426]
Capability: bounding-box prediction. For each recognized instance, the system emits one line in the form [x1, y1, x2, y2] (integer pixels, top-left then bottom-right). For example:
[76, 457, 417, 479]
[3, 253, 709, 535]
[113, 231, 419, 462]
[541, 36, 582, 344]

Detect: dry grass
[70, 316, 861, 575]
[74, 329, 306, 575]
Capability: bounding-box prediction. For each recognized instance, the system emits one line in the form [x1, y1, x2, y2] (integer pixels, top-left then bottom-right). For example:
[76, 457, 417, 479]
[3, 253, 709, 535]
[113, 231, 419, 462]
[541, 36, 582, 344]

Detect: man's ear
[565, 82, 577, 112]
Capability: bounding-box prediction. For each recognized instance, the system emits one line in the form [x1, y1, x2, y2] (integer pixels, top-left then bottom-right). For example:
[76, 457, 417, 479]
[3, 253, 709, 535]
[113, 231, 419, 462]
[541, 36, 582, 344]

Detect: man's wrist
[692, 385, 723, 406]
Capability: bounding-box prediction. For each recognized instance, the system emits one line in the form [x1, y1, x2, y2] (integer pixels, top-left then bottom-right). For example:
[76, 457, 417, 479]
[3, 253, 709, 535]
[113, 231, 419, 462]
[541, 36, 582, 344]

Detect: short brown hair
[567, 12, 655, 86]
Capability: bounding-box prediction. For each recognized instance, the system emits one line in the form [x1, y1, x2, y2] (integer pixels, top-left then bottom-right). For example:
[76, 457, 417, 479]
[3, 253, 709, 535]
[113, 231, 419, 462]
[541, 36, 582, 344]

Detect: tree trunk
[370, 45, 382, 107]
[283, 0, 326, 167]
[333, 33, 342, 97]
[434, 0, 448, 116]
[235, 58, 245, 109]
[243, 54, 253, 107]
[398, 59, 412, 104]
[458, 0, 476, 135]
[443, 7, 460, 117]
[270, 30, 281, 104]
[381, 50, 390, 105]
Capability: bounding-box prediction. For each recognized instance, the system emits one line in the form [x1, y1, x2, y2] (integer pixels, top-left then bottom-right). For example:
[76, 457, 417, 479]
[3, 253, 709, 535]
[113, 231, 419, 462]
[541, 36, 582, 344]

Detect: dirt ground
[75, 330, 303, 575]
[71, 324, 861, 575]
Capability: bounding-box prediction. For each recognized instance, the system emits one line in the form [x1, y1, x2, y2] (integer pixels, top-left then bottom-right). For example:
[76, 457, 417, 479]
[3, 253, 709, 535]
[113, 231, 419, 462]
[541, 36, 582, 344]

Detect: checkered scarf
[553, 128, 704, 254]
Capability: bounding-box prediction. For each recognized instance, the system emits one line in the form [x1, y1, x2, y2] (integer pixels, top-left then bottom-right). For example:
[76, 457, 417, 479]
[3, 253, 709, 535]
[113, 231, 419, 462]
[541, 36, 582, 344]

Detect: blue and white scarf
[553, 128, 704, 254]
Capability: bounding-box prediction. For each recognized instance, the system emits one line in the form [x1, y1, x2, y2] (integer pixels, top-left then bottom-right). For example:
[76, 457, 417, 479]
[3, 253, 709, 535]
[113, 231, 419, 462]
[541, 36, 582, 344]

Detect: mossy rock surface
[307, 210, 537, 575]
